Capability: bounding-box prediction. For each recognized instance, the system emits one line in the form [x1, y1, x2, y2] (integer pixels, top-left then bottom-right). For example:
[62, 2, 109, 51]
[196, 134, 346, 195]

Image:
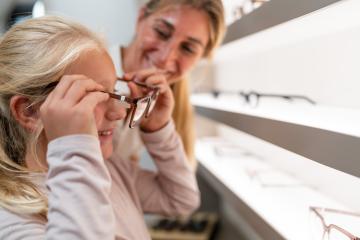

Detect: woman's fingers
[123, 68, 167, 83]
[128, 82, 143, 98]
[142, 74, 168, 93]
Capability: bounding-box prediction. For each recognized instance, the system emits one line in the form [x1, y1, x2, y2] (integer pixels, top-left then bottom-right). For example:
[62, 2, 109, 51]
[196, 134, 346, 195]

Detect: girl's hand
[40, 75, 109, 141]
[123, 68, 174, 132]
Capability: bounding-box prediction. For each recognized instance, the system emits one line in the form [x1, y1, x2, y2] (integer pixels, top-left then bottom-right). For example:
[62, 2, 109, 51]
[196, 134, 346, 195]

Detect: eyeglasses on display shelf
[243, 167, 306, 188]
[213, 142, 264, 160]
[210, 90, 316, 107]
[309, 207, 360, 240]
[202, 138, 306, 189]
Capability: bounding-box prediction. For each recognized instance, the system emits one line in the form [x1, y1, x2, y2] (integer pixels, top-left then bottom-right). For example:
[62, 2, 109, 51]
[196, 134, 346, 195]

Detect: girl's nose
[105, 99, 127, 121]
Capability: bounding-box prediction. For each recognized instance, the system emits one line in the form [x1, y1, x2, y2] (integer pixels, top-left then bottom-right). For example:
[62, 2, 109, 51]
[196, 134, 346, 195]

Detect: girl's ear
[9, 95, 40, 132]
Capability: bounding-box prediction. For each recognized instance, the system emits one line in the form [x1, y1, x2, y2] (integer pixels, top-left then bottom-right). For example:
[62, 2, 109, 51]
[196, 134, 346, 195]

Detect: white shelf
[191, 94, 360, 179]
[196, 138, 359, 240]
[223, 0, 343, 44]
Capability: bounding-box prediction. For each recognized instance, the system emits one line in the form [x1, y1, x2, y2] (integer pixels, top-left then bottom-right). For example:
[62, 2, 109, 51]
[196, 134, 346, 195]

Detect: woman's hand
[123, 68, 174, 132]
[40, 75, 109, 141]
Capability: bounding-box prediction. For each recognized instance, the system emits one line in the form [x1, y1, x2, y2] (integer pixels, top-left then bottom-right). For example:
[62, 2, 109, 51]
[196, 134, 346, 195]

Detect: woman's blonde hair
[144, 0, 226, 169]
[0, 16, 106, 216]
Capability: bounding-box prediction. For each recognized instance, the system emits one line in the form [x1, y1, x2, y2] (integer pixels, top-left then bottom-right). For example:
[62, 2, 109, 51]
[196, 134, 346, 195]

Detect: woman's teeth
[99, 130, 112, 136]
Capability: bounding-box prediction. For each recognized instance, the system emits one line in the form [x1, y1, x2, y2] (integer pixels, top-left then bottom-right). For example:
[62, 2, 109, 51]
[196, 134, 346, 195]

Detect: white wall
[214, 0, 360, 110]
[0, 0, 15, 34]
[207, 0, 360, 210]
[44, 0, 140, 46]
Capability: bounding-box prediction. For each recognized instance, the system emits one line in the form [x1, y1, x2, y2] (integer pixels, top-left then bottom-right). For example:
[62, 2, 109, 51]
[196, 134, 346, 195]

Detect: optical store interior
[1, 0, 360, 239]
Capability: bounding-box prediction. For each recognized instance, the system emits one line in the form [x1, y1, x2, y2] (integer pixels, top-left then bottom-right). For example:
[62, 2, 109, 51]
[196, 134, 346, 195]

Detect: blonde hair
[0, 16, 106, 216]
[144, 0, 226, 169]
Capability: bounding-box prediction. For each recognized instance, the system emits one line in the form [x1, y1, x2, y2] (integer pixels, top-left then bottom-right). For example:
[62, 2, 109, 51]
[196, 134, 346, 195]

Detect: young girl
[0, 16, 199, 240]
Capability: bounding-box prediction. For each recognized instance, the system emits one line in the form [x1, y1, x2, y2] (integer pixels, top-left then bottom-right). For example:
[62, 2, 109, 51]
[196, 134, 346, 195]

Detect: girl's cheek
[94, 105, 106, 127]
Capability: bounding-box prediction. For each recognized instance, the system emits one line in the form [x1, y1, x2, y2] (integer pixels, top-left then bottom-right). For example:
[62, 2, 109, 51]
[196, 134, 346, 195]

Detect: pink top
[0, 121, 200, 240]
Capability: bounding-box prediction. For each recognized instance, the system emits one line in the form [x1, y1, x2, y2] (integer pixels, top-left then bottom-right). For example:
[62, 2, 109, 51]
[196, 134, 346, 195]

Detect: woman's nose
[105, 99, 127, 121]
[155, 44, 177, 70]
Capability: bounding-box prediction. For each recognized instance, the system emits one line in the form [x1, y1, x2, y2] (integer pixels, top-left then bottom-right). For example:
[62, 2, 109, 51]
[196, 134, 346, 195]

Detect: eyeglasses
[108, 77, 160, 128]
[40, 77, 160, 129]
[309, 206, 360, 240]
[211, 90, 316, 107]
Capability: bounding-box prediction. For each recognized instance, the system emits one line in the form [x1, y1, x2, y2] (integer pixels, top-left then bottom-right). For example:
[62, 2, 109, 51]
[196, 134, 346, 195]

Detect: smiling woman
[111, 0, 226, 169]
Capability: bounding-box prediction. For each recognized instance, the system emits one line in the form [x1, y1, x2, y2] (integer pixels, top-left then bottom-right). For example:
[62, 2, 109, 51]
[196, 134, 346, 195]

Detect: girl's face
[64, 50, 126, 159]
[128, 5, 210, 84]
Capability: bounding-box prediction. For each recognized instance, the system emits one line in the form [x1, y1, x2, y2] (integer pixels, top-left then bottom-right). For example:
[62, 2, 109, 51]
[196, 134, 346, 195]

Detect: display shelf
[191, 94, 360, 179]
[196, 138, 359, 240]
[223, 0, 343, 44]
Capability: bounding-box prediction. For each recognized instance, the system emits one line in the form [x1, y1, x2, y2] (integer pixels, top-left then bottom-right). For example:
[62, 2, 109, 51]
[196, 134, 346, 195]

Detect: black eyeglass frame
[211, 90, 316, 106]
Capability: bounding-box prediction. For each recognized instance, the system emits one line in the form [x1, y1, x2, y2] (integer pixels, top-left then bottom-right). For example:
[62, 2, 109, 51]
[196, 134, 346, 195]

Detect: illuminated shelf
[195, 139, 357, 240]
[191, 94, 360, 179]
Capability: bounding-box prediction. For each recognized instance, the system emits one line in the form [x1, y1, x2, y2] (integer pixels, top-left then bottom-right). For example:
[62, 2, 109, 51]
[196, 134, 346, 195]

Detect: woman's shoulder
[0, 208, 45, 239]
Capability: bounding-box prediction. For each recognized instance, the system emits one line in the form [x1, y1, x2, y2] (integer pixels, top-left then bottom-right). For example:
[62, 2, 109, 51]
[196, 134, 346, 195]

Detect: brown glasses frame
[107, 77, 159, 128]
[41, 77, 160, 129]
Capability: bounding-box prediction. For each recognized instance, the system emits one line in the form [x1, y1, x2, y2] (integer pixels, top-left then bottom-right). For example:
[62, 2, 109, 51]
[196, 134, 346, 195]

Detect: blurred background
[1, 1, 360, 239]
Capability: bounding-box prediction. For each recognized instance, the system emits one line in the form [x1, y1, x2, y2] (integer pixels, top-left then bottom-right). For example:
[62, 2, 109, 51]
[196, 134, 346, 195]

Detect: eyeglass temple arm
[310, 206, 360, 217]
[248, 91, 316, 104]
[103, 92, 132, 108]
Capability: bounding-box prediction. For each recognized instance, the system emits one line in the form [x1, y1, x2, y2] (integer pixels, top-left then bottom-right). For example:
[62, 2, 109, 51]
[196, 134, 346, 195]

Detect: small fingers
[63, 78, 105, 104]
[78, 91, 110, 112]
[50, 75, 88, 100]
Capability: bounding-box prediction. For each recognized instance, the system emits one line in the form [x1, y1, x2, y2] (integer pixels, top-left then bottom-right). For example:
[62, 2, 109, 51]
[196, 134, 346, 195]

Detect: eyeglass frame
[107, 77, 160, 128]
[309, 206, 360, 240]
[211, 90, 316, 106]
[38, 77, 160, 129]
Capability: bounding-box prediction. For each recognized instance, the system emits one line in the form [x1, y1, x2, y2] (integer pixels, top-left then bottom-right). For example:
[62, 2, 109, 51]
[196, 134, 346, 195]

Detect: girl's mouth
[98, 130, 112, 136]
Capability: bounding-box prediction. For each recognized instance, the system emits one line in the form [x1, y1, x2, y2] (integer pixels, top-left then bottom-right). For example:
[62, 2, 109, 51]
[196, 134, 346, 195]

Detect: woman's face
[65, 50, 126, 159]
[129, 5, 210, 84]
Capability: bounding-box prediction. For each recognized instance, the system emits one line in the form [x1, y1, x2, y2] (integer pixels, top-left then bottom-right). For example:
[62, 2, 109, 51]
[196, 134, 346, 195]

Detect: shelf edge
[195, 105, 360, 179]
[224, 0, 343, 44]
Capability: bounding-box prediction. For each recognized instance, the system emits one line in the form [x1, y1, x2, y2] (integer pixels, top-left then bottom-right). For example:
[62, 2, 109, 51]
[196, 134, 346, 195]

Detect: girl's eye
[154, 28, 171, 40]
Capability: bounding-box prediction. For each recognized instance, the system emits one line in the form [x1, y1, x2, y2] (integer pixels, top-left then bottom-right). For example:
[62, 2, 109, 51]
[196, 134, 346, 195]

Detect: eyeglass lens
[131, 97, 150, 126]
[146, 92, 159, 117]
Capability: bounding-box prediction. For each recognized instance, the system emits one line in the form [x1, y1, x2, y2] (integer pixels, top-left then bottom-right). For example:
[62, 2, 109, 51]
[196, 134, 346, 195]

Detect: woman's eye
[181, 43, 195, 55]
[155, 28, 170, 40]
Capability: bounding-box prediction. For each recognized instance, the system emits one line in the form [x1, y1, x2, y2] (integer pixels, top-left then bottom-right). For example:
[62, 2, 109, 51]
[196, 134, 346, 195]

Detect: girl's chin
[100, 143, 113, 160]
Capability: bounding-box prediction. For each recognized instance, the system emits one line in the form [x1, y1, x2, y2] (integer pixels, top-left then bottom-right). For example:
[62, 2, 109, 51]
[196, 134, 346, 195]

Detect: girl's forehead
[65, 50, 117, 88]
